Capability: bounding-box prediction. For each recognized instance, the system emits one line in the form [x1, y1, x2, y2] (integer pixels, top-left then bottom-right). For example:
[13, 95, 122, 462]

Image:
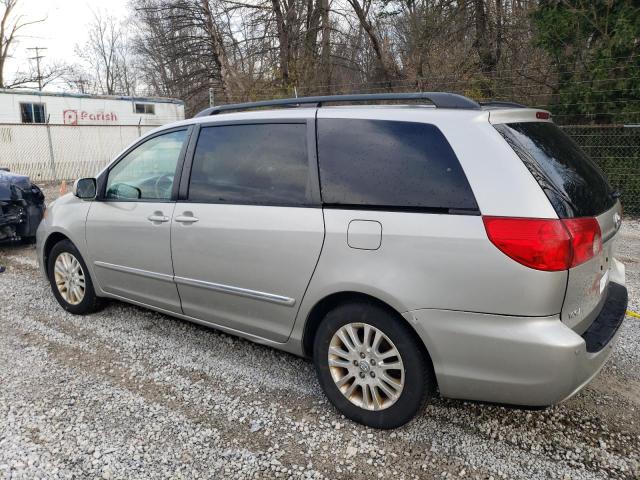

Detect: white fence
[0, 123, 157, 181]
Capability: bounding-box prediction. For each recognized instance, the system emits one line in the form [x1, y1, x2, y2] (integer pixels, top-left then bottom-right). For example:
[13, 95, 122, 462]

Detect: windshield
[494, 122, 615, 218]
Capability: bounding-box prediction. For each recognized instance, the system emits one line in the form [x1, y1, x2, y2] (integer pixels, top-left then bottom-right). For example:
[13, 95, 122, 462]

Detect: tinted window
[495, 122, 614, 218]
[189, 124, 309, 205]
[317, 119, 477, 211]
[106, 130, 187, 200]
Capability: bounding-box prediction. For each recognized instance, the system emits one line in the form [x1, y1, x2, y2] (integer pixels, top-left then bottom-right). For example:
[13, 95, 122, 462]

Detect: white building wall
[0, 90, 185, 181]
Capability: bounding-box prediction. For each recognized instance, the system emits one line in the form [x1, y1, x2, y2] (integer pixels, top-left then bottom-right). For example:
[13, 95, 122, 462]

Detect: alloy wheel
[53, 252, 86, 305]
[328, 322, 405, 411]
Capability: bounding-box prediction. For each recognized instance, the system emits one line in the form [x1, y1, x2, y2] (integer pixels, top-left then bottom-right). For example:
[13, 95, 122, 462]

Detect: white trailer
[0, 89, 185, 126]
[0, 89, 185, 181]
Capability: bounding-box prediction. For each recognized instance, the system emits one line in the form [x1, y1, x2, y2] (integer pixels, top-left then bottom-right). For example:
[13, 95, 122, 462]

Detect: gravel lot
[1, 183, 639, 480]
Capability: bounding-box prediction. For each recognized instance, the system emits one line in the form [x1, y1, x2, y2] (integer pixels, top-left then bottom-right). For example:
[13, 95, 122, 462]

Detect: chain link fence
[0, 121, 638, 215]
[561, 125, 640, 215]
[0, 124, 156, 182]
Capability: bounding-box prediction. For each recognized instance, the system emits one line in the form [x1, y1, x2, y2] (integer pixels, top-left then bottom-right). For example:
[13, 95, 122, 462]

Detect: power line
[204, 75, 640, 101]
[197, 53, 640, 95]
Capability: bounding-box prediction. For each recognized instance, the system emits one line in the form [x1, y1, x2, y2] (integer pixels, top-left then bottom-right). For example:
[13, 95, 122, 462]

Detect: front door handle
[175, 213, 199, 224]
[147, 212, 170, 223]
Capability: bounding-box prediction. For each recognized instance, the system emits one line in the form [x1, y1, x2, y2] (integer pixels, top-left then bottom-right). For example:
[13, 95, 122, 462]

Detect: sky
[5, 0, 129, 89]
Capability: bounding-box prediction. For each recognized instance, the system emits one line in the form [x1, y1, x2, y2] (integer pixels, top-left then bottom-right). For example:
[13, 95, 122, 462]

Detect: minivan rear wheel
[47, 239, 102, 315]
[313, 302, 434, 429]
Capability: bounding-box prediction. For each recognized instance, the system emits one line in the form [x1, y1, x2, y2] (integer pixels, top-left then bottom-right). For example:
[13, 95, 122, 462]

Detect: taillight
[562, 217, 602, 267]
[483, 216, 602, 271]
[482, 217, 571, 271]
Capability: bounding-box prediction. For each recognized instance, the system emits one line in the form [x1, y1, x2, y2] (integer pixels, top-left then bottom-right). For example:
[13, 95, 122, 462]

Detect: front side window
[106, 130, 187, 200]
[317, 119, 478, 211]
[20, 103, 46, 124]
[188, 123, 310, 205]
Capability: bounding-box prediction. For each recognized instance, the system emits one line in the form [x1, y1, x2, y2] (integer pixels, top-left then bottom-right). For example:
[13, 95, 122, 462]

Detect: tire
[47, 239, 103, 315]
[313, 302, 435, 429]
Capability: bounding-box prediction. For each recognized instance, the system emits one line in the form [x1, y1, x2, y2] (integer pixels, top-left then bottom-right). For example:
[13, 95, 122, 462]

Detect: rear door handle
[147, 213, 170, 223]
[174, 214, 199, 224]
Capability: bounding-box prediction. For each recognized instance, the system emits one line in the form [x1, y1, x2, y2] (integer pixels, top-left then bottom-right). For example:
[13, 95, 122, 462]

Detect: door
[171, 121, 325, 342]
[86, 128, 189, 313]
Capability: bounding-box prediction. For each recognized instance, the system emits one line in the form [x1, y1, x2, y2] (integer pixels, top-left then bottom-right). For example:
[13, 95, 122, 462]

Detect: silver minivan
[37, 93, 628, 428]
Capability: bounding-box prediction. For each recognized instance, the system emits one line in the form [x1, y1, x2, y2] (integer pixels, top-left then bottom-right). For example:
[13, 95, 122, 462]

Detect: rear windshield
[494, 122, 615, 218]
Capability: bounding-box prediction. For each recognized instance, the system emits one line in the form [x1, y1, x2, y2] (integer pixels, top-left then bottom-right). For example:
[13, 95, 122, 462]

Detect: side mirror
[73, 178, 97, 199]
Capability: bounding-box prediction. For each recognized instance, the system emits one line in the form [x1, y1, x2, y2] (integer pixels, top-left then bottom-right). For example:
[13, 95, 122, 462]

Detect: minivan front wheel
[313, 302, 434, 429]
[47, 239, 102, 315]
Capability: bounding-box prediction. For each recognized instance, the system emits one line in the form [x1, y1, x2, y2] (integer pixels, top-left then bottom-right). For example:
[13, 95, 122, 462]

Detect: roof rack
[194, 92, 481, 117]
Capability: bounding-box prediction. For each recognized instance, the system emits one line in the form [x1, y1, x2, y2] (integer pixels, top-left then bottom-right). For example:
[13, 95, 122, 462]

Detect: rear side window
[494, 122, 615, 218]
[317, 119, 478, 212]
[188, 123, 310, 205]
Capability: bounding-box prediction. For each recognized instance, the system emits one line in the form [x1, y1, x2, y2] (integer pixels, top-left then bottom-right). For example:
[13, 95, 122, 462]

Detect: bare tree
[128, 0, 557, 113]
[10, 58, 72, 89]
[0, 0, 45, 88]
[76, 9, 137, 95]
[472, 0, 502, 94]
[345, 0, 400, 87]
[132, 0, 237, 113]
[60, 64, 92, 93]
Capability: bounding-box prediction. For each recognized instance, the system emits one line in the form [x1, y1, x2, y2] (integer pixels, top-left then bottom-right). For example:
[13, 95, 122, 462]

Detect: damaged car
[0, 169, 45, 242]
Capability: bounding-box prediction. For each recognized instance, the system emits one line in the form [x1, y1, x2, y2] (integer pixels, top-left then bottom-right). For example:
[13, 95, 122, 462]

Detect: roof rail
[194, 92, 481, 117]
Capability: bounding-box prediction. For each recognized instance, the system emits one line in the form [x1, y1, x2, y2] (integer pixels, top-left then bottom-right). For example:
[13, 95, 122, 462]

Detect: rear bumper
[403, 282, 627, 407]
[582, 282, 627, 353]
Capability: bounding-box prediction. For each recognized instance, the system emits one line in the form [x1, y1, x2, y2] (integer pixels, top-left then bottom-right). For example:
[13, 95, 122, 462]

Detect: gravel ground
[0, 183, 639, 480]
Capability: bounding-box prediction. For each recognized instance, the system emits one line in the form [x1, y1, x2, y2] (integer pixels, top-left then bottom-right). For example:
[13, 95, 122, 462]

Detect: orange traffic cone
[59, 180, 67, 195]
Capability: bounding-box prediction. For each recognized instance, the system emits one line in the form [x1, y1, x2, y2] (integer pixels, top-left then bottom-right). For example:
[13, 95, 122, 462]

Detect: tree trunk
[200, 0, 234, 102]
[347, 0, 397, 87]
[301, 0, 321, 90]
[473, 0, 498, 95]
[0, 0, 17, 88]
[320, 0, 331, 91]
[271, 0, 291, 87]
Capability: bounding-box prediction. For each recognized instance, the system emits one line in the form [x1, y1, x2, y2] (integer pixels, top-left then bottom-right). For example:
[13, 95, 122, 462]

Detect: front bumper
[403, 282, 628, 407]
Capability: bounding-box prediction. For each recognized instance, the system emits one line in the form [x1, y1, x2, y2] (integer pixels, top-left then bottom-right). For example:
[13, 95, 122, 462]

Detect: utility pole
[27, 46, 47, 91]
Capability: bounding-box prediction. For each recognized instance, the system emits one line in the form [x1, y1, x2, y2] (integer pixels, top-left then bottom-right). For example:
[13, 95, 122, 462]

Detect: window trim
[96, 125, 193, 203]
[322, 203, 481, 215]
[20, 102, 46, 124]
[315, 118, 480, 215]
[178, 119, 321, 208]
